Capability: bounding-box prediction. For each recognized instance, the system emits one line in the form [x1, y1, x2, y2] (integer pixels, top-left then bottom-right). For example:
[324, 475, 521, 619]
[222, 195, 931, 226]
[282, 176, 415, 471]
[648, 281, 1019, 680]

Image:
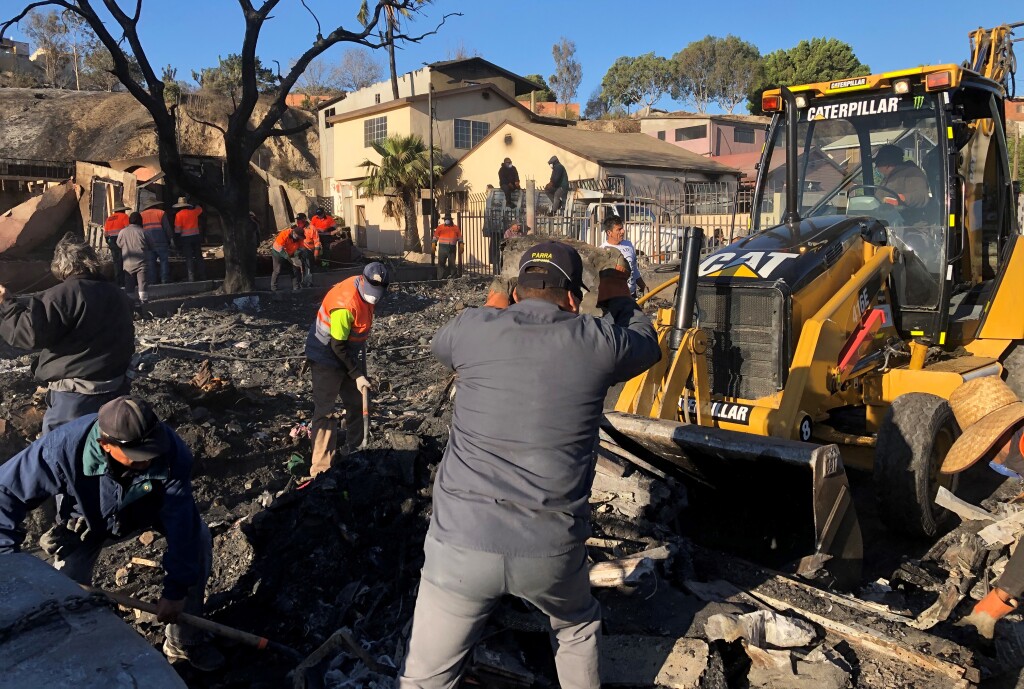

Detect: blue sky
[4, 1, 1017, 110]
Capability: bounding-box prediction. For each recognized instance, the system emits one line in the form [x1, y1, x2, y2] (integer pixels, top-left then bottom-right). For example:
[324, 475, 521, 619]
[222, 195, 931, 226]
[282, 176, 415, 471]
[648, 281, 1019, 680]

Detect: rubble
[0, 180, 79, 258]
[1, 272, 1022, 688]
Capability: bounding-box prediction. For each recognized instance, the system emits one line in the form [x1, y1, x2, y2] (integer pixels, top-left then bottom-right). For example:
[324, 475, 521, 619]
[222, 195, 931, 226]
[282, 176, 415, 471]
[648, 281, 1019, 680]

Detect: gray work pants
[53, 522, 212, 646]
[399, 535, 601, 689]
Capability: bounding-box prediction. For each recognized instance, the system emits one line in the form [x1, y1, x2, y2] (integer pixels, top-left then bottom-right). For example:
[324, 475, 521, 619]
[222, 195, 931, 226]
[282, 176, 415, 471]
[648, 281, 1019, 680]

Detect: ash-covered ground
[1, 273, 1021, 689]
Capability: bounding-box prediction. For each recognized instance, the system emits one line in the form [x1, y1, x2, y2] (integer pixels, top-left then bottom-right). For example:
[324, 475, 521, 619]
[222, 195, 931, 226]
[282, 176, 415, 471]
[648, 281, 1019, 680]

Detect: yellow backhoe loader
[601, 23, 1023, 588]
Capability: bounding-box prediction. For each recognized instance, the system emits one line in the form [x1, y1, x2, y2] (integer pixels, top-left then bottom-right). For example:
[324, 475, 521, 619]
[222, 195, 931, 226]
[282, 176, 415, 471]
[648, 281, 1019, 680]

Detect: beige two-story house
[317, 58, 564, 253]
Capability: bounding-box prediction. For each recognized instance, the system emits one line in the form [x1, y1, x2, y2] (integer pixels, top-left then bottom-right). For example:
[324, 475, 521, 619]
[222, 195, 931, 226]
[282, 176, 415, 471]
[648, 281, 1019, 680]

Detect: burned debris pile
[0, 276, 1022, 688]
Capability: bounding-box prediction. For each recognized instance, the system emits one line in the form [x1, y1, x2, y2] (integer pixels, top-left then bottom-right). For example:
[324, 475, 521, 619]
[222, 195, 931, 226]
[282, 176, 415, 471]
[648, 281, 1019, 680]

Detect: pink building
[640, 112, 770, 157]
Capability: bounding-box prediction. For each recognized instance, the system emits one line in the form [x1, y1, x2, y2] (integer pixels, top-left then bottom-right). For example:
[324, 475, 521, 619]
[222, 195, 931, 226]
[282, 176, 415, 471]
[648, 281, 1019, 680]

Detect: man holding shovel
[305, 262, 390, 477]
[0, 395, 223, 671]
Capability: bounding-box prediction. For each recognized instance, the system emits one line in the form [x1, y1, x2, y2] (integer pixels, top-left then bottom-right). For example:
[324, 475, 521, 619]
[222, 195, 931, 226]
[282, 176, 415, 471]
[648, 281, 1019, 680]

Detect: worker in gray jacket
[399, 241, 661, 689]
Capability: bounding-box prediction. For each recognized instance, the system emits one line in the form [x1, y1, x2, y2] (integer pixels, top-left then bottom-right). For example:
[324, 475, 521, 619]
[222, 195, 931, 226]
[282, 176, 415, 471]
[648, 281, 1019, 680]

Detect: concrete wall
[330, 107, 414, 181]
[441, 122, 600, 196]
[75, 162, 137, 234]
[641, 118, 711, 155]
[710, 121, 766, 156]
[408, 92, 532, 161]
[641, 117, 769, 157]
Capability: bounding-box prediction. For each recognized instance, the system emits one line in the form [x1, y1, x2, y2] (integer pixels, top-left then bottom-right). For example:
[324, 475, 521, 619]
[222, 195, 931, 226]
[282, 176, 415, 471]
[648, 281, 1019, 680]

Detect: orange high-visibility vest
[303, 227, 321, 251]
[174, 207, 203, 237]
[103, 212, 130, 237]
[310, 215, 336, 231]
[314, 276, 374, 344]
[433, 222, 462, 245]
[272, 228, 304, 256]
[140, 208, 166, 234]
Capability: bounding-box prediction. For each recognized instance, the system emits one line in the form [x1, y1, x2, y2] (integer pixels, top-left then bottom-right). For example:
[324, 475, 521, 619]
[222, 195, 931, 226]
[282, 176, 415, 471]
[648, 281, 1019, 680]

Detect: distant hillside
[0, 88, 319, 181]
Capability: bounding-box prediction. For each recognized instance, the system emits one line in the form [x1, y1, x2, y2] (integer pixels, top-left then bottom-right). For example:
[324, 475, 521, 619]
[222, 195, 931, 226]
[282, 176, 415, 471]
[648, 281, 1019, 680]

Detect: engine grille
[696, 285, 787, 400]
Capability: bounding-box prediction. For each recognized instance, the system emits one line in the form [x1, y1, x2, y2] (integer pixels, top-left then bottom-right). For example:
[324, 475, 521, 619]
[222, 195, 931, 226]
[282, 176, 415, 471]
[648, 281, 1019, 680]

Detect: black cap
[874, 144, 904, 167]
[518, 241, 588, 301]
[97, 396, 170, 463]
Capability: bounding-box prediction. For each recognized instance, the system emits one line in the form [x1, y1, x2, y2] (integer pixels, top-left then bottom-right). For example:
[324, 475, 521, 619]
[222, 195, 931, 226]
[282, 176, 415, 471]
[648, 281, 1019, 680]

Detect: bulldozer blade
[601, 411, 863, 588]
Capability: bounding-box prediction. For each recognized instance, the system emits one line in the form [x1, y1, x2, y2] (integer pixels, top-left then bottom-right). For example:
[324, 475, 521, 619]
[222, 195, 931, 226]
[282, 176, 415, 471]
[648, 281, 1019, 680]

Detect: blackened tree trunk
[2, 1, 453, 293]
[403, 189, 422, 252]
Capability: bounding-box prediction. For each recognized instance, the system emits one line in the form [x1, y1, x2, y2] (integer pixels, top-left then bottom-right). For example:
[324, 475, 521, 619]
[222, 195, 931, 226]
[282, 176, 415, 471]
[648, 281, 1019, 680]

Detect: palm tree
[358, 134, 441, 252]
[358, 1, 422, 99]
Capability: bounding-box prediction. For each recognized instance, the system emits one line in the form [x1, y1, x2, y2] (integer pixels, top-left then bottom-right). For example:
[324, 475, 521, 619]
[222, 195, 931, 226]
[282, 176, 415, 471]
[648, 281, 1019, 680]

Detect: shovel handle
[85, 586, 302, 660]
[359, 387, 370, 449]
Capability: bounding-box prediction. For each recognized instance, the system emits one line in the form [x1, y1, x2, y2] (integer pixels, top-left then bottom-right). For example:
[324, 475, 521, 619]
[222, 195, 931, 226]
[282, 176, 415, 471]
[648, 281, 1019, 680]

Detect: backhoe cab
[603, 25, 1022, 589]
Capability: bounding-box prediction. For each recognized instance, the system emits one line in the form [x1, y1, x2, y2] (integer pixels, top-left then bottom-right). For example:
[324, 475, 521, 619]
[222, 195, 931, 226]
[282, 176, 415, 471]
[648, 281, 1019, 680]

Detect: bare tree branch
[0, 0, 77, 40]
[268, 121, 313, 138]
[253, 5, 461, 141]
[184, 109, 228, 135]
[300, 0, 321, 38]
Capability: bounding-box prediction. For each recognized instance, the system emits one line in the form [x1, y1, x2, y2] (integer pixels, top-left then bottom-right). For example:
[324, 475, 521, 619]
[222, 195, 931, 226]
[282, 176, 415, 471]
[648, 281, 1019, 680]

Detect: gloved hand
[485, 276, 516, 309]
[314, 247, 322, 260]
[355, 375, 372, 394]
[431, 241, 438, 255]
[957, 589, 1017, 639]
[39, 517, 92, 557]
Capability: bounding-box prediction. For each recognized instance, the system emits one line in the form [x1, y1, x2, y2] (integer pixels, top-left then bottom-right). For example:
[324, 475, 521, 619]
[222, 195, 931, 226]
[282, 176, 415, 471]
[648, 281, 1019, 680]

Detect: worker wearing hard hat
[305, 262, 391, 476]
[431, 214, 463, 280]
[940, 376, 1024, 639]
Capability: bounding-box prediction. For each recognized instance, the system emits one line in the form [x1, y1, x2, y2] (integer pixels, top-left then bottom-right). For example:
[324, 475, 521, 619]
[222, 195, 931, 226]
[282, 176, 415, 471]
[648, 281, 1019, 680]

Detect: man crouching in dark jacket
[0, 233, 134, 434]
[0, 395, 223, 671]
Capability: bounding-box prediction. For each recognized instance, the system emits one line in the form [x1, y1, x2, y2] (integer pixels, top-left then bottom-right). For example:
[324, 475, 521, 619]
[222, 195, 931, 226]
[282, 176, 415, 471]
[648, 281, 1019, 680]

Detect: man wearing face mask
[498, 157, 521, 209]
[305, 262, 390, 476]
[0, 395, 222, 671]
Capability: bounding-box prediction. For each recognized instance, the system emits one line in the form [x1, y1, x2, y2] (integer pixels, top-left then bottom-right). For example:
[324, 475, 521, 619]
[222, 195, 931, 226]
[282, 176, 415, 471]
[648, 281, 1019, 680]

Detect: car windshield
[754, 92, 947, 307]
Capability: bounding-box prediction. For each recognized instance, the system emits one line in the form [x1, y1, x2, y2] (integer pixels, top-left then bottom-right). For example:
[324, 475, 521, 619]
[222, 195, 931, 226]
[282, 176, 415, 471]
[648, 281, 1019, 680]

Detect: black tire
[874, 393, 960, 538]
[1002, 345, 1024, 399]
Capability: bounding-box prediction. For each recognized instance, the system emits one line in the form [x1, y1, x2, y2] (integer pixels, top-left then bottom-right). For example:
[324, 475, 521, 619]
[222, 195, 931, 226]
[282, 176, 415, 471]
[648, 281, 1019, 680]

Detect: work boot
[163, 638, 225, 671]
[958, 589, 1017, 639]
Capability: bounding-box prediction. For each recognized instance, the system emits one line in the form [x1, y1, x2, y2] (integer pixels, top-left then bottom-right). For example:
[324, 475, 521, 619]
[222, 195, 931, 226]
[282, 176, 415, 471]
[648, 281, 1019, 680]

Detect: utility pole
[428, 73, 435, 231]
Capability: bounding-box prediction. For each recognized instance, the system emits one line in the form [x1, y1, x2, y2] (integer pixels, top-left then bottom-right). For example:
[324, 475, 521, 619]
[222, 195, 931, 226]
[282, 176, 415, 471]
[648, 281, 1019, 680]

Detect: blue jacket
[0, 415, 203, 600]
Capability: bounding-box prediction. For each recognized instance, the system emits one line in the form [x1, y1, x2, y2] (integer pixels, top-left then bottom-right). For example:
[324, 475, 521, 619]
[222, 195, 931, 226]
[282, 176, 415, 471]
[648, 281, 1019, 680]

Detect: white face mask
[362, 292, 379, 305]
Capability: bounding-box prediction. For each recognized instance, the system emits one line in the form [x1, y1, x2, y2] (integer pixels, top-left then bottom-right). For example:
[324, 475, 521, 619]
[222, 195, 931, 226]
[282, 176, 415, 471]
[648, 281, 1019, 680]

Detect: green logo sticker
[913, 95, 924, 109]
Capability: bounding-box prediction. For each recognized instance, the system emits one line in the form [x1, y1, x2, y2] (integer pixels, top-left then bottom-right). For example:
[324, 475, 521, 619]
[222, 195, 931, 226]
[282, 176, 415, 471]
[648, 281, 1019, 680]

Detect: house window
[364, 116, 387, 146]
[454, 118, 490, 149]
[657, 131, 665, 140]
[375, 93, 381, 104]
[734, 127, 755, 144]
[675, 125, 706, 141]
[324, 107, 336, 129]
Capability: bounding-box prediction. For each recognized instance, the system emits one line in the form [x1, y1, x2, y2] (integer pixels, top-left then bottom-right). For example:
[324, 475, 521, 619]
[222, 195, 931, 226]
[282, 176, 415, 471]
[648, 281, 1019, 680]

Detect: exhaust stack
[670, 226, 704, 351]
[781, 86, 801, 226]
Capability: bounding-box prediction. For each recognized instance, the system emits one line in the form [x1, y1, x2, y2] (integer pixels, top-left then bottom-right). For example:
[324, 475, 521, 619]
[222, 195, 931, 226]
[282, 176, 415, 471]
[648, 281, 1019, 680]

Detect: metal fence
[0, 157, 73, 181]
[450, 180, 757, 275]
